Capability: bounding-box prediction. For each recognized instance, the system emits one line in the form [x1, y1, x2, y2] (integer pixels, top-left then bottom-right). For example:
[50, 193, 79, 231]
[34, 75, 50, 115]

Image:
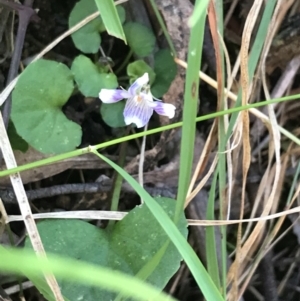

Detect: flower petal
[128, 73, 149, 96]
[123, 96, 153, 128]
[99, 89, 129, 103]
[150, 102, 176, 119]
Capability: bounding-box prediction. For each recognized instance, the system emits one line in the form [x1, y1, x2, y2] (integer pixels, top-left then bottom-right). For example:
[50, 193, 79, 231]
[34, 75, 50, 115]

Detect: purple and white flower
[99, 73, 176, 128]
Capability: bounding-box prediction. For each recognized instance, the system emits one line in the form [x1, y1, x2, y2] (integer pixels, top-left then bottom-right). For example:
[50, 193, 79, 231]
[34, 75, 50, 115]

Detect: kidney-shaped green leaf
[25, 197, 188, 301]
[71, 55, 118, 97]
[69, 0, 126, 53]
[11, 60, 82, 155]
[124, 22, 156, 57]
[69, 0, 103, 53]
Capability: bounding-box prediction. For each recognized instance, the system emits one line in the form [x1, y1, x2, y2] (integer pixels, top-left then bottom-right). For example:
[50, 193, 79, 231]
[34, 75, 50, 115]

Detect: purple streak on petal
[128, 73, 149, 96]
[150, 102, 176, 119]
[123, 95, 153, 128]
[99, 89, 129, 103]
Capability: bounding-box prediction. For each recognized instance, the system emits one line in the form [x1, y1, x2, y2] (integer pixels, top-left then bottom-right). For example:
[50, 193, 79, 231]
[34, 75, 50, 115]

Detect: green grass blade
[176, 0, 210, 220]
[206, 171, 221, 289]
[0, 246, 176, 301]
[94, 151, 224, 301]
[94, 0, 126, 41]
[286, 162, 300, 206]
[212, 1, 227, 295]
[188, 0, 211, 28]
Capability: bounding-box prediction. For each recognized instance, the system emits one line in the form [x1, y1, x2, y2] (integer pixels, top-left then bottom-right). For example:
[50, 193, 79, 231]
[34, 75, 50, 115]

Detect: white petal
[128, 73, 149, 95]
[123, 95, 153, 128]
[99, 89, 129, 103]
[150, 102, 176, 119]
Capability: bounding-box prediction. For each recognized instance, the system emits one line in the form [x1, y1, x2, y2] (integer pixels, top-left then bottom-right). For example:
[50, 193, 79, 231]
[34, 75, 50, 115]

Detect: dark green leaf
[25, 198, 187, 301]
[151, 50, 177, 98]
[100, 101, 126, 128]
[7, 120, 28, 152]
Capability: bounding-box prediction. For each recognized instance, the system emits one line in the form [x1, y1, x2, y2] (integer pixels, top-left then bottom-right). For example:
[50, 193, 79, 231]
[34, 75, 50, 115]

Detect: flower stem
[107, 126, 130, 229]
[115, 49, 133, 75]
[138, 123, 148, 204]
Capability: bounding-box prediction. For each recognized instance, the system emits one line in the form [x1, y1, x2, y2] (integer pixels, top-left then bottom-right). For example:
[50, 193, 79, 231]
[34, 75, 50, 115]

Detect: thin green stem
[107, 128, 130, 229]
[138, 123, 148, 204]
[0, 94, 299, 178]
[115, 49, 133, 75]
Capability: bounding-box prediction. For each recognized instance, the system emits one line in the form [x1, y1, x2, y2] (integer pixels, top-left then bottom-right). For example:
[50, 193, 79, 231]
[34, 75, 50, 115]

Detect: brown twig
[0, 182, 177, 205]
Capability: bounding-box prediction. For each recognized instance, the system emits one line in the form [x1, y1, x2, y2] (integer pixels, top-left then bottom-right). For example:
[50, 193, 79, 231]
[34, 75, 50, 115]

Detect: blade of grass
[286, 162, 300, 206]
[206, 170, 221, 289]
[94, 0, 126, 41]
[208, 1, 227, 296]
[93, 151, 224, 301]
[188, 0, 211, 28]
[176, 0, 210, 221]
[0, 246, 176, 301]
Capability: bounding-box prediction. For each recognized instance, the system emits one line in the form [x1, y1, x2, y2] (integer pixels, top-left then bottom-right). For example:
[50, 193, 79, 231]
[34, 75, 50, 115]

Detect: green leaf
[69, 0, 126, 53]
[11, 60, 82, 155]
[124, 22, 156, 57]
[127, 60, 156, 85]
[151, 50, 177, 98]
[25, 198, 187, 301]
[72, 55, 118, 97]
[7, 120, 28, 152]
[69, 0, 102, 53]
[116, 6, 126, 25]
[100, 101, 126, 128]
[94, 0, 126, 42]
